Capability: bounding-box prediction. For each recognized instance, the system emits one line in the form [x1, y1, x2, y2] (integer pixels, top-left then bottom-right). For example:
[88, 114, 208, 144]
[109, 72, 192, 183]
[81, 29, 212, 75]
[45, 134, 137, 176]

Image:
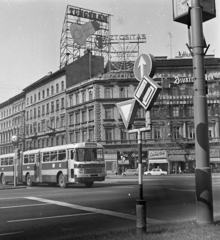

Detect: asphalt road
[0, 175, 220, 239]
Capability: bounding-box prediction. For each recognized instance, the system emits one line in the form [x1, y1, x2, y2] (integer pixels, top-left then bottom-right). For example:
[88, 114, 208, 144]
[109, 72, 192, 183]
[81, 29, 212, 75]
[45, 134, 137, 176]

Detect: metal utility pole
[191, 0, 213, 224]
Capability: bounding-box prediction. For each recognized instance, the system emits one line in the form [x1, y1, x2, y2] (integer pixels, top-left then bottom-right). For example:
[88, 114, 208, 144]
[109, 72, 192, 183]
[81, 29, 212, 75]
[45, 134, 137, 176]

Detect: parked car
[144, 168, 167, 176]
[122, 169, 138, 176]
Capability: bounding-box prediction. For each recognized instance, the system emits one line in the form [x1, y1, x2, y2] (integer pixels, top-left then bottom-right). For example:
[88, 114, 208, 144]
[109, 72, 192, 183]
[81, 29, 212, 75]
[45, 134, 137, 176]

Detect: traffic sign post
[116, 52, 161, 239]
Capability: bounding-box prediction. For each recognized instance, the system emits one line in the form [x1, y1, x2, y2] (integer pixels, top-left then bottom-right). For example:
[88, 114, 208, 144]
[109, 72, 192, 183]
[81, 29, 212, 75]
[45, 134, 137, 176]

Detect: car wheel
[134, 174, 138, 176]
[147, 173, 151, 176]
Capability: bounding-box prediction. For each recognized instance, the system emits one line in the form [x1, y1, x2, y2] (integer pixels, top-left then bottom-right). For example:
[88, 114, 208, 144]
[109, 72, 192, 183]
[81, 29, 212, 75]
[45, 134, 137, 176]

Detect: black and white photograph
[0, 0, 220, 239]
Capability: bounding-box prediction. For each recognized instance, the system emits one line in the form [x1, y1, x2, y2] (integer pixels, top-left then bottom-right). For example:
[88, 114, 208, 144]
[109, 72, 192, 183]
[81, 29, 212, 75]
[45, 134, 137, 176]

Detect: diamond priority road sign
[134, 75, 161, 110]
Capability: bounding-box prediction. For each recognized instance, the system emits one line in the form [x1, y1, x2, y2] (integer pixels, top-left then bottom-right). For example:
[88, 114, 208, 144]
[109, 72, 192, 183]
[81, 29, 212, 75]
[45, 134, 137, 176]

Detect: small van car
[122, 169, 138, 176]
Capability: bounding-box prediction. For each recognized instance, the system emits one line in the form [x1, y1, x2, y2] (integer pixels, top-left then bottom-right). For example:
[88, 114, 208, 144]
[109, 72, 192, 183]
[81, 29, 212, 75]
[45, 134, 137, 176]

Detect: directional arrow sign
[116, 99, 139, 129]
[134, 53, 157, 81]
[134, 75, 162, 110]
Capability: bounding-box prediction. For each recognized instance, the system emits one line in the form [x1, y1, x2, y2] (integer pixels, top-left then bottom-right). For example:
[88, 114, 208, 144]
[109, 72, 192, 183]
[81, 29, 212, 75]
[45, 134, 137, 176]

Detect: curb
[0, 186, 26, 190]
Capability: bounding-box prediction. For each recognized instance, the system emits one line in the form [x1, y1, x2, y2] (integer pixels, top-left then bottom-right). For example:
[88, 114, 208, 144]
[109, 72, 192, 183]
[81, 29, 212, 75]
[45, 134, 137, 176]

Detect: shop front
[148, 150, 170, 174]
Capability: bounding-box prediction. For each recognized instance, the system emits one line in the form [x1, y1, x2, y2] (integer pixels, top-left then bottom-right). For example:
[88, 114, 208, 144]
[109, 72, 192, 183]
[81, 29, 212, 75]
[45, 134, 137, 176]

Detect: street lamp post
[191, 0, 214, 224]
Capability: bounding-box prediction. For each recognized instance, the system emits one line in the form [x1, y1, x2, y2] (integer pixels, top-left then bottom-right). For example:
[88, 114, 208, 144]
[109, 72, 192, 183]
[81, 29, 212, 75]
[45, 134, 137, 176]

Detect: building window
[105, 129, 113, 142]
[154, 127, 161, 139]
[56, 99, 59, 111]
[51, 118, 55, 128]
[188, 126, 195, 139]
[56, 137, 59, 146]
[42, 121, 45, 132]
[34, 94, 36, 102]
[42, 90, 45, 99]
[76, 131, 80, 142]
[51, 86, 54, 95]
[61, 81, 64, 91]
[42, 105, 45, 115]
[120, 87, 126, 98]
[120, 129, 127, 141]
[173, 126, 181, 139]
[26, 111, 29, 120]
[26, 97, 29, 106]
[82, 110, 87, 122]
[38, 92, 41, 100]
[105, 87, 111, 98]
[33, 123, 37, 133]
[75, 93, 79, 104]
[105, 107, 113, 119]
[30, 96, 33, 104]
[69, 95, 73, 107]
[89, 108, 94, 121]
[89, 129, 94, 141]
[76, 112, 80, 124]
[34, 108, 36, 118]
[70, 133, 74, 143]
[51, 102, 54, 112]
[61, 98, 64, 109]
[56, 117, 59, 128]
[186, 105, 193, 116]
[46, 103, 49, 114]
[172, 106, 179, 117]
[69, 114, 74, 125]
[136, 107, 144, 118]
[61, 116, 65, 127]
[30, 109, 32, 119]
[47, 88, 49, 97]
[56, 84, 59, 93]
[82, 91, 86, 103]
[38, 123, 40, 132]
[89, 89, 93, 100]
[38, 107, 40, 117]
[82, 130, 87, 142]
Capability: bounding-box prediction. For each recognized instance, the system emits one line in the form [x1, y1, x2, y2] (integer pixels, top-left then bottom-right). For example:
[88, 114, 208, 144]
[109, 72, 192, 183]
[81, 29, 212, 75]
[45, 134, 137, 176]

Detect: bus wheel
[26, 174, 33, 187]
[1, 175, 7, 185]
[58, 173, 67, 188]
[85, 181, 93, 188]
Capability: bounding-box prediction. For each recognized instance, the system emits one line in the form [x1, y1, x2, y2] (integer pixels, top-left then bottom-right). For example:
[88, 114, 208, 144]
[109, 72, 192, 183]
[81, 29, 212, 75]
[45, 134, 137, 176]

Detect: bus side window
[9, 158, 13, 165]
[24, 156, 28, 164]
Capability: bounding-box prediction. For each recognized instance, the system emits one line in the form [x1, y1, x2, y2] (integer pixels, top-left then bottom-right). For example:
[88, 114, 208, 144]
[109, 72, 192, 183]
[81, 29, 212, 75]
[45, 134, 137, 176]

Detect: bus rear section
[0, 153, 14, 185]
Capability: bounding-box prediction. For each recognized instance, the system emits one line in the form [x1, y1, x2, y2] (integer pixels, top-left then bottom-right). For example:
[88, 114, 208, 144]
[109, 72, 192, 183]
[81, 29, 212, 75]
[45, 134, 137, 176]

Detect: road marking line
[0, 203, 50, 209]
[24, 196, 164, 224]
[8, 212, 96, 223]
[0, 231, 24, 236]
[170, 189, 194, 192]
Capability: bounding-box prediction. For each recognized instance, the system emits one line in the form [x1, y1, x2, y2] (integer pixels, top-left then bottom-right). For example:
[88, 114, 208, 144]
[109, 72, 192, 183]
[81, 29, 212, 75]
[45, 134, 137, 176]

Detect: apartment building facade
[0, 54, 220, 174]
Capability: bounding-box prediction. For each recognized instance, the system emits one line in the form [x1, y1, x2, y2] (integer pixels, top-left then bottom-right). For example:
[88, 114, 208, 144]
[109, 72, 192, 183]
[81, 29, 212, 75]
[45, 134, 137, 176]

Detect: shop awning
[118, 160, 129, 165]
[210, 158, 220, 163]
[148, 159, 168, 164]
[169, 155, 186, 162]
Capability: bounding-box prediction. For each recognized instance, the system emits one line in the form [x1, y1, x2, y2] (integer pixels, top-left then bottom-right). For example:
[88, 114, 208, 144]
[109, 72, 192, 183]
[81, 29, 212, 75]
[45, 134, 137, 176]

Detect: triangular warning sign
[116, 99, 140, 129]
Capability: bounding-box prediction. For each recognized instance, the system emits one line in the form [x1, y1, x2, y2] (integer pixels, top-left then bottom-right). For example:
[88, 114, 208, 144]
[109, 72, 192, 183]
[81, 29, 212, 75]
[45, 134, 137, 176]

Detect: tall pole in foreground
[191, 0, 213, 224]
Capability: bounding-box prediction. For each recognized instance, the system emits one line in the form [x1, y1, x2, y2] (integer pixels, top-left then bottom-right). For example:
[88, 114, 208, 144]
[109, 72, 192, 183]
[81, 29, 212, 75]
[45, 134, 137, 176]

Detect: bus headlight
[78, 168, 84, 174]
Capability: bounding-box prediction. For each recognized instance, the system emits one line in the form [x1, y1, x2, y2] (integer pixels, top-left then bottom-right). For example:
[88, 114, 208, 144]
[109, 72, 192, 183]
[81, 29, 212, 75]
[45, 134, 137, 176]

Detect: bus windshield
[76, 148, 104, 162]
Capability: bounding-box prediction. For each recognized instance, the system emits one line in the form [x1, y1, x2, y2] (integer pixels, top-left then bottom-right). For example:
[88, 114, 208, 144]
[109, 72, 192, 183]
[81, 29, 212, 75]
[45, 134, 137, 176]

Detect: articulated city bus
[0, 142, 106, 188]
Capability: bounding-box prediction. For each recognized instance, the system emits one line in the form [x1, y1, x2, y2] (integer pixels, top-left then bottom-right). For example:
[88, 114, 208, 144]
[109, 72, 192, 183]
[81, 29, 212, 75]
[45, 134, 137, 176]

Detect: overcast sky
[0, 0, 219, 103]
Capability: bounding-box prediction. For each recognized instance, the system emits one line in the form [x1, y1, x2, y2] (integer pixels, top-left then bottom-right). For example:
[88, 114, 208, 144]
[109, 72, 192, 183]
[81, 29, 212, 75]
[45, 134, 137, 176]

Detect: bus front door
[68, 150, 75, 182]
[17, 152, 23, 182]
[35, 153, 42, 183]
